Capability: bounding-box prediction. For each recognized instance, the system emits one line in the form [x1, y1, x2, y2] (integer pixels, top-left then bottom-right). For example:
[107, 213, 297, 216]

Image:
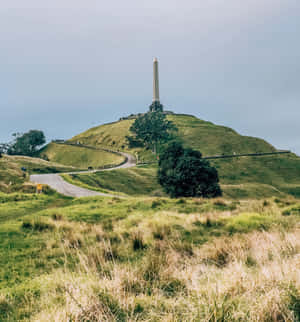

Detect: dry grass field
[0, 193, 299, 321]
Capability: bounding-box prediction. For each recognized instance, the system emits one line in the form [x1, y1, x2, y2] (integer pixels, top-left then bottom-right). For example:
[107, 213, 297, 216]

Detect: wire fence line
[203, 151, 291, 160]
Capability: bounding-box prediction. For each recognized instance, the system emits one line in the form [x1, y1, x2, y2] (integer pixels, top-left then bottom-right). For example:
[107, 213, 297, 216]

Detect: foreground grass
[0, 192, 299, 321]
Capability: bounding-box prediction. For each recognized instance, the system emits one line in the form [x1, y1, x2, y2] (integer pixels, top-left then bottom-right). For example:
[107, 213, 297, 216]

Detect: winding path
[30, 152, 136, 198]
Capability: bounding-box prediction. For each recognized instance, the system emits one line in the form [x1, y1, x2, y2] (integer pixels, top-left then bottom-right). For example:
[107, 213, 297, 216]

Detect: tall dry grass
[32, 226, 300, 321]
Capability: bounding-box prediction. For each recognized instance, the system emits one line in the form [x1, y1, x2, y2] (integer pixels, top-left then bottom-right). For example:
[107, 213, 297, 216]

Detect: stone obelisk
[153, 57, 160, 103]
[150, 57, 163, 112]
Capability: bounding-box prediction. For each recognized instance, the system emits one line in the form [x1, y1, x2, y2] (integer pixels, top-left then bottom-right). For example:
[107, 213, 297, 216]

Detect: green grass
[38, 142, 125, 169]
[0, 193, 71, 290]
[0, 155, 76, 193]
[63, 164, 292, 200]
[63, 165, 164, 196]
[1, 112, 300, 320]
[0, 192, 299, 320]
[68, 113, 300, 198]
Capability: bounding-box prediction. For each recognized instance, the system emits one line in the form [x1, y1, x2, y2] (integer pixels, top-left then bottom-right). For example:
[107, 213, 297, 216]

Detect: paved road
[30, 152, 136, 198]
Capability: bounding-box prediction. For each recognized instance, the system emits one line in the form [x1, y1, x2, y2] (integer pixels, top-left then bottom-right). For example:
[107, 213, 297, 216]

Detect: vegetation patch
[0, 191, 299, 321]
[70, 113, 300, 198]
[282, 203, 300, 216]
[22, 219, 55, 232]
[38, 142, 124, 169]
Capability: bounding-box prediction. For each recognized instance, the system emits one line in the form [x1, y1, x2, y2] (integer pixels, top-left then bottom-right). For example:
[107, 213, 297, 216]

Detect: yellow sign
[37, 184, 43, 191]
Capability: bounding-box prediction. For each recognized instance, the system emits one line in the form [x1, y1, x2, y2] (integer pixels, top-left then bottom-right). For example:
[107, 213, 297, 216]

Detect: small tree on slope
[158, 141, 222, 198]
[129, 111, 177, 153]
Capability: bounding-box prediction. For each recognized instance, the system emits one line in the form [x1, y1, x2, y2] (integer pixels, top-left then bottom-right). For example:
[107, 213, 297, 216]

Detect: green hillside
[70, 114, 278, 155]
[69, 113, 300, 198]
[62, 164, 287, 199]
[63, 165, 164, 196]
[1, 116, 300, 321]
[0, 155, 75, 193]
[39, 142, 125, 169]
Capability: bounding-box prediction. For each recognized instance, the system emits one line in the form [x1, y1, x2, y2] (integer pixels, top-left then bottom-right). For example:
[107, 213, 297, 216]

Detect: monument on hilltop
[149, 57, 164, 112]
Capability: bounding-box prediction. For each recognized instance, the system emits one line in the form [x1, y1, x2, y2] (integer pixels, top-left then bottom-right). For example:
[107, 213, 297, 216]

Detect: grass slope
[63, 165, 164, 197]
[0, 193, 299, 320]
[63, 165, 287, 199]
[0, 155, 75, 193]
[39, 142, 124, 169]
[69, 113, 300, 198]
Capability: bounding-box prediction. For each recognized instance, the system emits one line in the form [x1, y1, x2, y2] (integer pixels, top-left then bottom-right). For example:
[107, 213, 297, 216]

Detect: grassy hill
[70, 114, 278, 155]
[1, 115, 300, 321]
[0, 192, 299, 321]
[38, 142, 125, 169]
[68, 113, 300, 198]
[0, 155, 75, 193]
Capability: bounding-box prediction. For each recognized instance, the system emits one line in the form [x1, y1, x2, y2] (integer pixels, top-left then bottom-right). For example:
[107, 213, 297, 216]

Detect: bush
[158, 142, 222, 198]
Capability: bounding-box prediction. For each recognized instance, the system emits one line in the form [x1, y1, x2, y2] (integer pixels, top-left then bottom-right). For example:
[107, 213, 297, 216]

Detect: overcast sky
[1, 0, 299, 155]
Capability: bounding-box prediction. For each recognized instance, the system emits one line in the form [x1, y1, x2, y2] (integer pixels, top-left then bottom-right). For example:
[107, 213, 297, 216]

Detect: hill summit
[66, 113, 300, 198]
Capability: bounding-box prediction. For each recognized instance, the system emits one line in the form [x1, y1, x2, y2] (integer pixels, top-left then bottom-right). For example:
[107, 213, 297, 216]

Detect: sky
[1, 0, 299, 155]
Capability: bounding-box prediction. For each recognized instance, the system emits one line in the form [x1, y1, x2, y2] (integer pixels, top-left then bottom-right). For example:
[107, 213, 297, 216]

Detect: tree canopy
[149, 101, 163, 112]
[6, 130, 46, 156]
[128, 111, 177, 153]
[158, 141, 222, 198]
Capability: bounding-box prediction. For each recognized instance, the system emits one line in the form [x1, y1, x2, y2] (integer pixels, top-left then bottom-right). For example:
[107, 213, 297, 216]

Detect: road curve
[30, 152, 136, 198]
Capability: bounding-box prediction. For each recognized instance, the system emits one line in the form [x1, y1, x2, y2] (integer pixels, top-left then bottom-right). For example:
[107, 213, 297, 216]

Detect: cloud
[0, 0, 299, 154]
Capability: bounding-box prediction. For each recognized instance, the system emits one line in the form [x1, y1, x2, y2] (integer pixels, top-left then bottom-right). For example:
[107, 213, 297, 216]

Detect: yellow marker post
[36, 184, 43, 194]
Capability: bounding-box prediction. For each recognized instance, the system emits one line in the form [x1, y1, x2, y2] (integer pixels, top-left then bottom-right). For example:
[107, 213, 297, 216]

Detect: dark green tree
[7, 130, 46, 156]
[129, 111, 177, 153]
[158, 141, 222, 198]
[149, 101, 163, 112]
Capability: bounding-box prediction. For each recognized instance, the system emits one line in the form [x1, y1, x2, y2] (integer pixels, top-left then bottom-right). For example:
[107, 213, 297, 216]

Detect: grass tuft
[131, 232, 147, 251]
[21, 219, 55, 232]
